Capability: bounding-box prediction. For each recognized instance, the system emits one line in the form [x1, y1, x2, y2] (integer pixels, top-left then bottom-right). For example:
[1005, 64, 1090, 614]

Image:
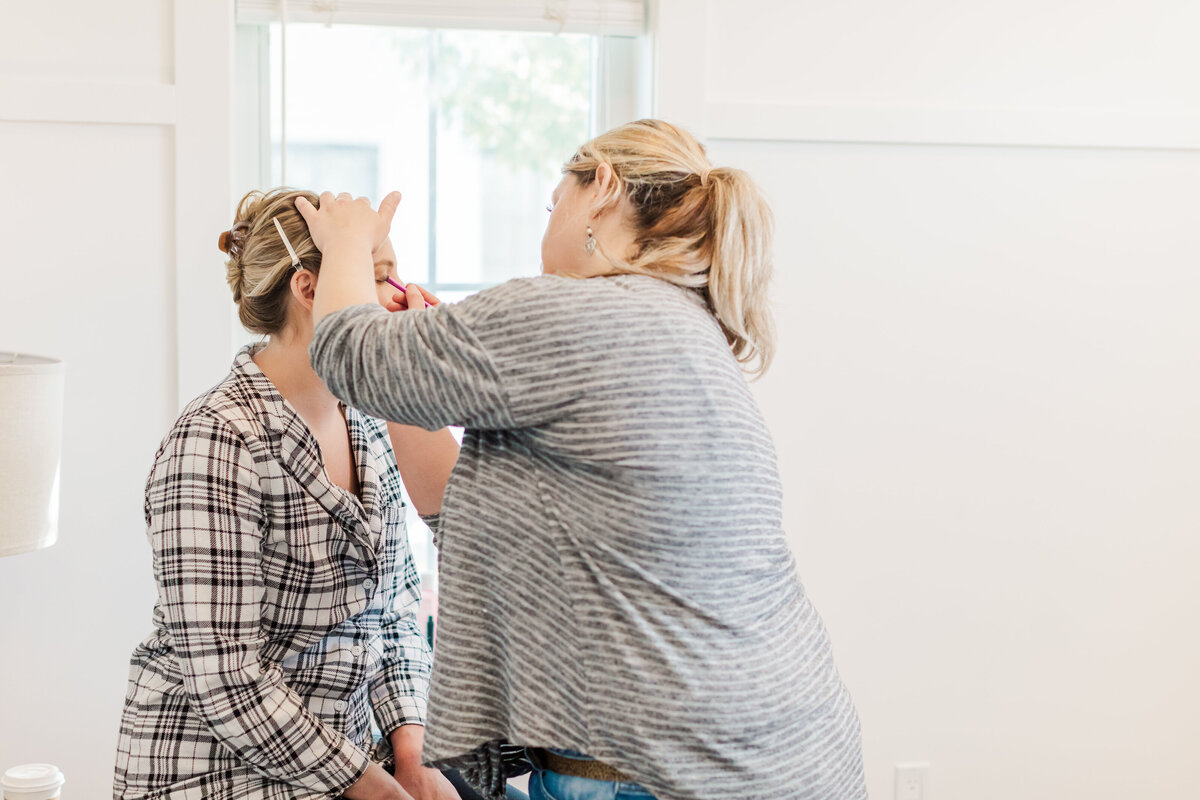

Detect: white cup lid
[1, 764, 65, 791]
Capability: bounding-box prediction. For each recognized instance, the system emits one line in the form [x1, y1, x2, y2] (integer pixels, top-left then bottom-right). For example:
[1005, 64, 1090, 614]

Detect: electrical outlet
[894, 762, 930, 800]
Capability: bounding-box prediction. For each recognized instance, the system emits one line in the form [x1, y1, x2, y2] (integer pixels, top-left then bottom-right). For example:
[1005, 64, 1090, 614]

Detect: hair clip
[272, 217, 303, 271]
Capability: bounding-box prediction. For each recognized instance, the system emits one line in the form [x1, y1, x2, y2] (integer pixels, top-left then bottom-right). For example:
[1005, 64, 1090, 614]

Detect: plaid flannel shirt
[113, 346, 432, 800]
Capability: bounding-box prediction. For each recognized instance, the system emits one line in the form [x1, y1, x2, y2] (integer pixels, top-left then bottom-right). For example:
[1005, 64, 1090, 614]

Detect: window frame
[233, 21, 648, 298]
[230, 15, 650, 575]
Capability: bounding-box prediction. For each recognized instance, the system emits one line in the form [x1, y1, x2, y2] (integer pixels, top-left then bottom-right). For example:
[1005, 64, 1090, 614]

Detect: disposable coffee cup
[1, 764, 65, 800]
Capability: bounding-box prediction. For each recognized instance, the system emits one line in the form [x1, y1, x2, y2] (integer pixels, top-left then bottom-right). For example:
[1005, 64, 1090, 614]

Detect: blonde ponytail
[564, 120, 776, 376]
[704, 167, 775, 374]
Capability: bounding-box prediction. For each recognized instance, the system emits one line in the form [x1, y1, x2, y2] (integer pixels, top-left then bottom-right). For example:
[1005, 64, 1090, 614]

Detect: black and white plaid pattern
[113, 346, 431, 800]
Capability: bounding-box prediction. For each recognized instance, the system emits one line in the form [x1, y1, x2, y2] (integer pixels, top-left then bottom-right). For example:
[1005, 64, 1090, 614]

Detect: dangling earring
[584, 226, 596, 255]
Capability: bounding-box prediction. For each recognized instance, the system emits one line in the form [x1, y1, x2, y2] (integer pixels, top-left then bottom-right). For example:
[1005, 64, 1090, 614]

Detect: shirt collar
[227, 344, 383, 551]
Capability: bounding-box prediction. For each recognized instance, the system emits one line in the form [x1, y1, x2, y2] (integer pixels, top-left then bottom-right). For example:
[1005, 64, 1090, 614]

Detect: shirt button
[351, 645, 363, 657]
[334, 700, 347, 712]
[363, 578, 376, 590]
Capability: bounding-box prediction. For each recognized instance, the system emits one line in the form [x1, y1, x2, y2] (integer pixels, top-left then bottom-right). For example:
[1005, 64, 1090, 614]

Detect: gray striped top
[311, 274, 866, 800]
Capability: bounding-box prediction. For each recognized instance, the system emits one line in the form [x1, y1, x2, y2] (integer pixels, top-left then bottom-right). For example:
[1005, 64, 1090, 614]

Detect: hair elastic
[273, 217, 303, 270]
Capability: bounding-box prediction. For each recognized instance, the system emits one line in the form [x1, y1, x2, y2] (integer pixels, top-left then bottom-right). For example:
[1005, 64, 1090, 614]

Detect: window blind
[236, 1, 646, 35]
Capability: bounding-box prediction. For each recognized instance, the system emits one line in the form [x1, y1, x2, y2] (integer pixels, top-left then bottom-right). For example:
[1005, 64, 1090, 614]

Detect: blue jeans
[528, 751, 657, 800]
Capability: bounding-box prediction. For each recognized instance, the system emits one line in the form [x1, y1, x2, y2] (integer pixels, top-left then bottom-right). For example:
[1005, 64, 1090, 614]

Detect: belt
[532, 748, 633, 783]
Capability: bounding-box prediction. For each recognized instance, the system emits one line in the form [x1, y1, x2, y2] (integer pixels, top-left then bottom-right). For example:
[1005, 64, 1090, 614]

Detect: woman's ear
[590, 163, 620, 219]
[290, 268, 317, 311]
[595, 162, 613, 192]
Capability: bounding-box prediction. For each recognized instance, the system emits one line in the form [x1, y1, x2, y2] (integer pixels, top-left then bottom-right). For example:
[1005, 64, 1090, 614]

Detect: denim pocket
[531, 760, 658, 800]
[527, 768, 566, 800]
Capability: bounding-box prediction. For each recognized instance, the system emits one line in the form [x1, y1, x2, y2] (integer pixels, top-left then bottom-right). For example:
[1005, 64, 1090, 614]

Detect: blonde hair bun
[220, 188, 321, 335]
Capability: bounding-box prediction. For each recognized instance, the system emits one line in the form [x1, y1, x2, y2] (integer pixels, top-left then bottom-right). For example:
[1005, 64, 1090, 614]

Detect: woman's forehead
[551, 175, 573, 199]
[373, 238, 397, 261]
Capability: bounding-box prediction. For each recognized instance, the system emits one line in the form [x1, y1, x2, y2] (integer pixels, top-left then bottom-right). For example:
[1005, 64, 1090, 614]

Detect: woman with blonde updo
[301, 120, 868, 800]
[113, 188, 478, 800]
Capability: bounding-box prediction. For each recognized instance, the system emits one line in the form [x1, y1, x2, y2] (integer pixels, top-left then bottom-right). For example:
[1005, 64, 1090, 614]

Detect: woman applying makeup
[301, 120, 867, 800]
[113, 189, 465, 800]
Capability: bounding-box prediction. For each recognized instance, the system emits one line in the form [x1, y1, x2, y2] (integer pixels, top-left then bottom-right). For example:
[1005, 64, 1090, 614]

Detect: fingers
[304, 191, 398, 212]
[295, 196, 317, 223]
[378, 191, 403, 228]
[410, 283, 440, 306]
[388, 284, 437, 310]
[404, 283, 424, 310]
[296, 190, 401, 253]
[401, 283, 439, 307]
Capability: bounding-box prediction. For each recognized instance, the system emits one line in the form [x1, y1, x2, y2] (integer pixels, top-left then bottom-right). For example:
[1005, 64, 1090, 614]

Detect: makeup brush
[384, 276, 432, 308]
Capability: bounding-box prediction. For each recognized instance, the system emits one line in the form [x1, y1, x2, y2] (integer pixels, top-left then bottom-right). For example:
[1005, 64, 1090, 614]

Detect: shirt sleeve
[419, 513, 443, 551]
[369, 522, 433, 735]
[147, 409, 371, 796]
[309, 276, 598, 432]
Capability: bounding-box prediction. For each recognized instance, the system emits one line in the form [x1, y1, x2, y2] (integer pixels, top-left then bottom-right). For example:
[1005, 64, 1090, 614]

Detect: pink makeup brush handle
[385, 276, 431, 308]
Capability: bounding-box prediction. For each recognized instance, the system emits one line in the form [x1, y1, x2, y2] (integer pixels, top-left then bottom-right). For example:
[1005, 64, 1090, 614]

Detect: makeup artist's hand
[386, 283, 441, 313]
[296, 191, 402, 254]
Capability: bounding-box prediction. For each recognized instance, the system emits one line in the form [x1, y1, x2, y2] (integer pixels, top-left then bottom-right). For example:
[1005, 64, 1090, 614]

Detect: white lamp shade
[0, 353, 64, 557]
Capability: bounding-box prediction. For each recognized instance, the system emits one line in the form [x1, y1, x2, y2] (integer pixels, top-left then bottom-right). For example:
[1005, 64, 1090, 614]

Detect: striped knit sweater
[310, 273, 866, 800]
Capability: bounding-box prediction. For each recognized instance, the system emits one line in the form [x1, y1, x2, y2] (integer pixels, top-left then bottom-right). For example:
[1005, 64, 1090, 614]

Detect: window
[234, 9, 647, 576]
[271, 24, 595, 300]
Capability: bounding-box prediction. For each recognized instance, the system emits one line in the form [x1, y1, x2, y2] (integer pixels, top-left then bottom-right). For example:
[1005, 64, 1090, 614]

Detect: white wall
[3, 2, 1198, 799]
[0, 1, 234, 796]
[655, 1, 1200, 799]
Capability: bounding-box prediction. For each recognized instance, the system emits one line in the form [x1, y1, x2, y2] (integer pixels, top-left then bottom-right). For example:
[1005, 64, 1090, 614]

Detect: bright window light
[239, 21, 638, 575]
[268, 23, 595, 300]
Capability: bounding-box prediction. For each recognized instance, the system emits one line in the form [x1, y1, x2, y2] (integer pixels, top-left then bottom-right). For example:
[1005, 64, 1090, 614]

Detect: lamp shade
[0, 352, 64, 557]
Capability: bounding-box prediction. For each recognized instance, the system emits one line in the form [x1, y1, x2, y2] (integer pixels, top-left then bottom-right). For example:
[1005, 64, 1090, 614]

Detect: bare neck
[252, 330, 341, 422]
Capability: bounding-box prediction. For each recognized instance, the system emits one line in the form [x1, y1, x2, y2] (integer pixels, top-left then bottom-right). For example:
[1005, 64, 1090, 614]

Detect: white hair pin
[273, 216, 303, 270]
